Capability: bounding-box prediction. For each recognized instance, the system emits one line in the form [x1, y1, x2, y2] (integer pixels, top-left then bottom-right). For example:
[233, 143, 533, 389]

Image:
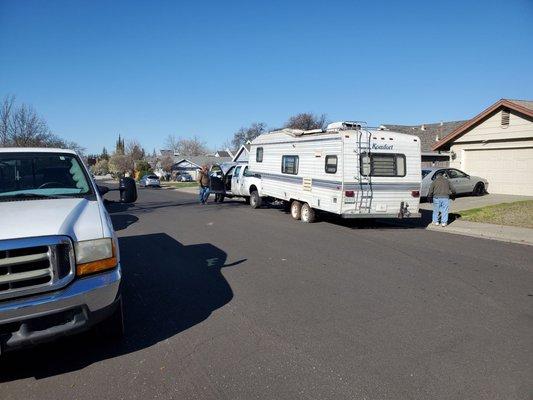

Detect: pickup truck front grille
[0, 236, 75, 301]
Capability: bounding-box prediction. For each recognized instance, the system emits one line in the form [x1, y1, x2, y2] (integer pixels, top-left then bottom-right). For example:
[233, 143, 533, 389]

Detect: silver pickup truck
[0, 147, 136, 354]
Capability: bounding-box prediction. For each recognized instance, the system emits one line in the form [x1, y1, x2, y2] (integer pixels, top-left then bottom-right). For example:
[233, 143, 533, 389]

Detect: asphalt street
[1, 186, 532, 400]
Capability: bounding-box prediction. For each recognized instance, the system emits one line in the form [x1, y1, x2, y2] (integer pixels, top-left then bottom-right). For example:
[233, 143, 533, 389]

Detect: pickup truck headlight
[75, 238, 117, 276]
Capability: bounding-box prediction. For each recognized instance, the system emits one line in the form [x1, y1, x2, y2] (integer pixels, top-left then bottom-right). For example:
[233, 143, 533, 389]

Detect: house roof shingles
[432, 98, 533, 151]
[381, 121, 466, 152]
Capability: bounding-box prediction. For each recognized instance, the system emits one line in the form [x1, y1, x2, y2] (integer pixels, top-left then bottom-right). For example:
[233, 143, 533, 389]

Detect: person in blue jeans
[197, 165, 211, 204]
[428, 172, 456, 227]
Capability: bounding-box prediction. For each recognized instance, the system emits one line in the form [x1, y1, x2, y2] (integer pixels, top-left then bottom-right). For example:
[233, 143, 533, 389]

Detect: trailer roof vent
[326, 121, 363, 131]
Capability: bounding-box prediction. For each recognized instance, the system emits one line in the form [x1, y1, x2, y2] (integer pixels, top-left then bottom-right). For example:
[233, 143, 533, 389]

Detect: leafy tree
[101, 147, 109, 160]
[284, 113, 327, 130]
[108, 153, 133, 177]
[115, 134, 125, 155]
[92, 159, 109, 175]
[231, 122, 267, 149]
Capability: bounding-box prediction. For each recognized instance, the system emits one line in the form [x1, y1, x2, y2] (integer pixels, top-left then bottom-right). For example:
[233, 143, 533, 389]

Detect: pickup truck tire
[97, 298, 125, 340]
[250, 191, 262, 208]
[290, 201, 302, 220]
[300, 203, 316, 223]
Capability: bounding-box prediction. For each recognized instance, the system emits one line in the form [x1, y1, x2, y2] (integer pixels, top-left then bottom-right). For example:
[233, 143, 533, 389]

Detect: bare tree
[231, 122, 267, 149]
[160, 154, 174, 172]
[0, 95, 15, 146]
[284, 113, 327, 131]
[164, 134, 180, 154]
[0, 95, 83, 153]
[165, 135, 208, 156]
[126, 139, 145, 161]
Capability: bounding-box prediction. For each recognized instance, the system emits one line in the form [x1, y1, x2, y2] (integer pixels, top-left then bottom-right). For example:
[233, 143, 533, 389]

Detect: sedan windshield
[0, 152, 93, 200]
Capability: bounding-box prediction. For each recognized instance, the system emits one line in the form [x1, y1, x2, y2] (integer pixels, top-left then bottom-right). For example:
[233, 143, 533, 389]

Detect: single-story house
[432, 99, 533, 196]
[232, 141, 251, 163]
[214, 150, 233, 158]
[171, 155, 232, 180]
[380, 121, 466, 167]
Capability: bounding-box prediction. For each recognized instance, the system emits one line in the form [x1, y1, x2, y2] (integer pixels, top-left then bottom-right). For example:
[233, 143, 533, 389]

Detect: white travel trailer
[246, 122, 422, 222]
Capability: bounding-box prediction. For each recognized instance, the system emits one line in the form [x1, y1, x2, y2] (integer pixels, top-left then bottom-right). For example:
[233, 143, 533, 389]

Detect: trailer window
[256, 147, 263, 162]
[360, 153, 406, 177]
[325, 155, 337, 174]
[281, 155, 299, 175]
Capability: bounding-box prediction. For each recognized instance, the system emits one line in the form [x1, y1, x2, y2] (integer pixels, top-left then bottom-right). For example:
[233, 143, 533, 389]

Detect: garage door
[464, 148, 533, 196]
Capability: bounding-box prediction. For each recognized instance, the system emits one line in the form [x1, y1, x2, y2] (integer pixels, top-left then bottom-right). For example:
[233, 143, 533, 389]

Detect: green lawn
[160, 181, 198, 188]
[459, 200, 533, 228]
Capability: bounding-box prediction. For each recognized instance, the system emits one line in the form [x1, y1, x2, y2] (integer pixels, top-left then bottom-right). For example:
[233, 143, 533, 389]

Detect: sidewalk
[427, 219, 533, 246]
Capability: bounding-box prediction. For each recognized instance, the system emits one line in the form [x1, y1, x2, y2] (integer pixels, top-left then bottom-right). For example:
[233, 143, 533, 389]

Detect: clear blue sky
[1, 0, 532, 154]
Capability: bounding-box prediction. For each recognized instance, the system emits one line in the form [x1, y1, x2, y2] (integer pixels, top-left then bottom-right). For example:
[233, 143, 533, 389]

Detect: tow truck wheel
[250, 191, 262, 209]
[290, 201, 302, 220]
[97, 298, 125, 341]
[301, 203, 316, 223]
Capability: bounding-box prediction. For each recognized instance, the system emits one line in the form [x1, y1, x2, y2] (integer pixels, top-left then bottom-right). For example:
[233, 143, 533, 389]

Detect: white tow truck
[209, 162, 261, 203]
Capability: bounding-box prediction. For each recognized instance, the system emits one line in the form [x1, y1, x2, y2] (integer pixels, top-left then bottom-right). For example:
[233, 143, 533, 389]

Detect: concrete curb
[426, 221, 533, 246]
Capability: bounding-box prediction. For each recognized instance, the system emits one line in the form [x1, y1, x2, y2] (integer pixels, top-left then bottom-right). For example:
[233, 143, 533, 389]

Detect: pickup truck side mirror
[97, 185, 110, 196]
[119, 177, 138, 203]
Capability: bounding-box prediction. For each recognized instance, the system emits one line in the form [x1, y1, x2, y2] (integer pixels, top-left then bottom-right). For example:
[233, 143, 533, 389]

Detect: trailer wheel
[290, 201, 302, 220]
[301, 203, 316, 223]
[250, 191, 262, 209]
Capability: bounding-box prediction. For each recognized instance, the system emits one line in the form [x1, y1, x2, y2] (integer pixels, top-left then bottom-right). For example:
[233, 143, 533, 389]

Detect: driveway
[419, 193, 533, 212]
[1, 187, 532, 400]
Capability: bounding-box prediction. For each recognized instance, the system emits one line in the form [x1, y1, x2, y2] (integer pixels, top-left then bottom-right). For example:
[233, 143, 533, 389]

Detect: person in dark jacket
[197, 165, 211, 204]
[428, 172, 456, 227]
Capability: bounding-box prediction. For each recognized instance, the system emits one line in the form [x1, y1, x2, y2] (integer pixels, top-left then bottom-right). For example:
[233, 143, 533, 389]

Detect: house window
[501, 109, 510, 127]
[360, 153, 406, 177]
[281, 155, 299, 175]
[256, 147, 263, 162]
[325, 155, 338, 174]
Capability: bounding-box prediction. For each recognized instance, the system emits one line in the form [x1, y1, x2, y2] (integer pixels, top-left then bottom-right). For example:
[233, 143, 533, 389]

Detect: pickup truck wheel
[97, 298, 124, 340]
[250, 191, 262, 208]
[290, 201, 302, 220]
[301, 203, 316, 223]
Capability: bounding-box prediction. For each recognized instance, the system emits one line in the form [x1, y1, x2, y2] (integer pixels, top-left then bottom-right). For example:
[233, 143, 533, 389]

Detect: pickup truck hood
[0, 198, 104, 242]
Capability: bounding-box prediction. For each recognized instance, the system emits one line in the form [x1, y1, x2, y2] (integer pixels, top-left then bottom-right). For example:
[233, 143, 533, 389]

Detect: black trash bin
[119, 177, 137, 203]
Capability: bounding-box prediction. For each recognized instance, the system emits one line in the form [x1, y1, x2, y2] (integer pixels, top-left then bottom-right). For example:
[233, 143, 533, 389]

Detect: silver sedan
[421, 167, 489, 198]
[139, 174, 161, 188]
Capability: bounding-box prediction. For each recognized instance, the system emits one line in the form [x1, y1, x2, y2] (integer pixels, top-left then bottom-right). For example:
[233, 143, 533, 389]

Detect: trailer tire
[250, 191, 262, 209]
[290, 201, 302, 220]
[300, 203, 316, 223]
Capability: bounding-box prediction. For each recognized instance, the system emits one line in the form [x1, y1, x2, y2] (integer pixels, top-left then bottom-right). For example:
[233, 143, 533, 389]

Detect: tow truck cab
[209, 162, 259, 202]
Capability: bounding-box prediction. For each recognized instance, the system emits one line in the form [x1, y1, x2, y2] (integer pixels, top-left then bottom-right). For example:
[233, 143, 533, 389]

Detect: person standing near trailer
[197, 165, 211, 204]
[428, 172, 456, 227]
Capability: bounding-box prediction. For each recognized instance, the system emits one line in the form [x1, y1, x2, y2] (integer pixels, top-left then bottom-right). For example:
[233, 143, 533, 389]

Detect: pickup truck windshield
[0, 152, 93, 200]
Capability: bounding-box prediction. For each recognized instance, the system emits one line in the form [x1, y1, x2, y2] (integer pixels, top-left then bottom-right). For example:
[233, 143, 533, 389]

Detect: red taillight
[345, 190, 355, 197]
[411, 190, 420, 198]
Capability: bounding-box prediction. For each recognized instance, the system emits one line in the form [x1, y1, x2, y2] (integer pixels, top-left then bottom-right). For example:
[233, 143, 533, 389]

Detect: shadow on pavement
[0, 233, 245, 381]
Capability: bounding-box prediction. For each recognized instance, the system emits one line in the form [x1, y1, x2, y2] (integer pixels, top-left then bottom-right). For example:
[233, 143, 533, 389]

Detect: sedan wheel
[473, 182, 485, 196]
